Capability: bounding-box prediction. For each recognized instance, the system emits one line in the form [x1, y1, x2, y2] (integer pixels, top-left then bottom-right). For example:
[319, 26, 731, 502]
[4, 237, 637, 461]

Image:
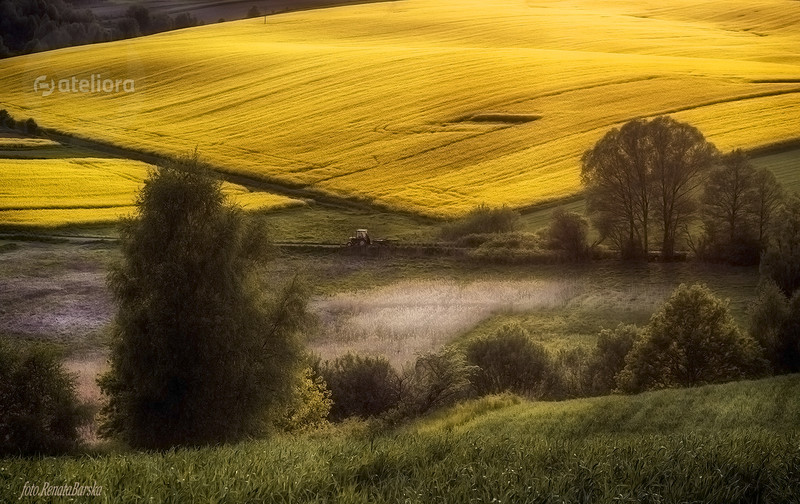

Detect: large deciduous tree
[761, 193, 800, 297]
[98, 156, 307, 449]
[582, 116, 718, 259]
[699, 150, 783, 264]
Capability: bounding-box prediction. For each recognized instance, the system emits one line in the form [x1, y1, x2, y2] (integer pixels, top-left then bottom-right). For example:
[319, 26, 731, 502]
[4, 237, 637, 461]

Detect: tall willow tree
[99, 156, 307, 449]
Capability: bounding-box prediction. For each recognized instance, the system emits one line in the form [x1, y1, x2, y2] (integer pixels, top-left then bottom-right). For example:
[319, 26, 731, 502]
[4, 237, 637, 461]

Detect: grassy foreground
[1, 0, 799, 217]
[3, 375, 799, 503]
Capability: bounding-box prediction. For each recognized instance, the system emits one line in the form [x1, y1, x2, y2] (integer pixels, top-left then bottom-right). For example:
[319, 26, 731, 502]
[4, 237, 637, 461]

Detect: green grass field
[1, 0, 799, 219]
[3, 375, 799, 503]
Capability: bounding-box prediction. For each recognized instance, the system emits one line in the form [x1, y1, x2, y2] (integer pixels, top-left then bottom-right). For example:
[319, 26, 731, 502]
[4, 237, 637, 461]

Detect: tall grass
[310, 279, 581, 365]
[3, 376, 799, 503]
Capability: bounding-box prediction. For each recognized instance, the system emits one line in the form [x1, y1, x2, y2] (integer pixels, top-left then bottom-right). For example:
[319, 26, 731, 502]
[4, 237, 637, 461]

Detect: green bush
[545, 207, 590, 261]
[546, 347, 593, 400]
[398, 347, 476, 417]
[0, 340, 89, 456]
[276, 366, 332, 433]
[760, 193, 800, 296]
[320, 354, 400, 421]
[441, 204, 520, 241]
[618, 284, 767, 393]
[589, 324, 639, 394]
[748, 280, 800, 374]
[465, 324, 551, 396]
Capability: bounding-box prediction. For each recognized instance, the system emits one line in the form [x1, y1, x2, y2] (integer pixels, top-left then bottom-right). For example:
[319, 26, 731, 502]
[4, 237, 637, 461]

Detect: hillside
[1, 0, 799, 217]
[0, 134, 304, 227]
[3, 375, 799, 502]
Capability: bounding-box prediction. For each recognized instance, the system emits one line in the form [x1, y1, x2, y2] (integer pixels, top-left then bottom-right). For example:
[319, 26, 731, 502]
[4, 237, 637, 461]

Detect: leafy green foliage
[320, 354, 400, 421]
[398, 347, 477, 417]
[697, 150, 784, 265]
[618, 284, 766, 393]
[465, 323, 551, 396]
[760, 192, 800, 296]
[588, 324, 639, 394]
[545, 207, 590, 261]
[582, 116, 718, 259]
[0, 340, 89, 456]
[276, 366, 332, 433]
[748, 280, 800, 374]
[440, 204, 520, 241]
[98, 156, 307, 449]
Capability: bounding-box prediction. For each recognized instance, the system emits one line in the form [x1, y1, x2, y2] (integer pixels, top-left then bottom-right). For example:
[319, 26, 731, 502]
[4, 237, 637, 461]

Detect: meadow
[2, 376, 799, 503]
[1, 0, 799, 218]
[0, 136, 304, 227]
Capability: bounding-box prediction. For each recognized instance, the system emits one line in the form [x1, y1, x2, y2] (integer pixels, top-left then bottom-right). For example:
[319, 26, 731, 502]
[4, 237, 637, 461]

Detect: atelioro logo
[34, 74, 135, 96]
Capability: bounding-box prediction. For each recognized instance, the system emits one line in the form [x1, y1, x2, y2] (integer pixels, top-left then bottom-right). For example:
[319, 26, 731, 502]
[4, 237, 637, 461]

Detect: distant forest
[0, 0, 200, 58]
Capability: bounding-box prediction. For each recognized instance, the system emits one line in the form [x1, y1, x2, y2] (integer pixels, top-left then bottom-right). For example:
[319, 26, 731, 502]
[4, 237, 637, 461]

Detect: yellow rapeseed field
[0, 0, 798, 217]
[0, 157, 303, 227]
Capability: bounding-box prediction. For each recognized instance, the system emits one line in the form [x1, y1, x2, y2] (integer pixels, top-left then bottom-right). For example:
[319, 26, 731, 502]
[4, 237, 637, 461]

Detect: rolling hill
[3, 375, 799, 502]
[1, 0, 799, 217]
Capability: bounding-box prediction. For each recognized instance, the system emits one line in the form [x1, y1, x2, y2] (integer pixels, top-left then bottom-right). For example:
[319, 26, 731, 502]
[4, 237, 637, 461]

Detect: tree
[702, 150, 756, 244]
[698, 151, 784, 264]
[747, 280, 800, 374]
[617, 284, 766, 393]
[319, 353, 400, 421]
[0, 340, 89, 456]
[546, 207, 590, 261]
[465, 323, 551, 396]
[588, 324, 639, 394]
[647, 117, 719, 259]
[760, 193, 800, 296]
[247, 6, 262, 18]
[582, 119, 652, 259]
[98, 156, 307, 449]
[582, 116, 718, 260]
[698, 150, 762, 264]
[752, 167, 784, 248]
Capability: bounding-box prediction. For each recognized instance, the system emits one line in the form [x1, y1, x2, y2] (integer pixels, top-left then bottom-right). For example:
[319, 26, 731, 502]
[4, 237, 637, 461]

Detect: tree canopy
[99, 156, 307, 449]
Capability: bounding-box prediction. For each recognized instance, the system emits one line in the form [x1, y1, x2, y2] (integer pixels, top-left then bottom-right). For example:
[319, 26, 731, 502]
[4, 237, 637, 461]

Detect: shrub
[545, 207, 590, 261]
[0, 340, 89, 456]
[398, 347, 476, 417]
[0, 109, 9, 127]
[320, 354, 400, 421]
[588, 324, 639, 394]
[748, 281, 800, 374]
[546, 347, 593, 400]
[465, 324, 551, 396]
[247, 6, 262, 18]
[276, 366, 332, 433]
[98, 155, 307, 449]
[441, 204, 520, 241]
[760, 193, 800, 296]
[618, 284, 767, 393]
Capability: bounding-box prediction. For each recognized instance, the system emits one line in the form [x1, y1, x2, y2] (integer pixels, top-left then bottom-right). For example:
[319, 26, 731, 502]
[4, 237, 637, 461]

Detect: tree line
[581, 116, 785, 264]
[0, 0, 199, 58]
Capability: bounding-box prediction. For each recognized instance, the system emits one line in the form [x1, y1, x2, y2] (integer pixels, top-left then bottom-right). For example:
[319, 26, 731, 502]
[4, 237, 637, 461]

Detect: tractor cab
[348, 228, 372, 247]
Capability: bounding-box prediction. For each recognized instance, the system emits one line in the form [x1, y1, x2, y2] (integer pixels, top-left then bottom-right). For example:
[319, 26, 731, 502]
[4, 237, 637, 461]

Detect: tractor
[347, 228, 372, 247]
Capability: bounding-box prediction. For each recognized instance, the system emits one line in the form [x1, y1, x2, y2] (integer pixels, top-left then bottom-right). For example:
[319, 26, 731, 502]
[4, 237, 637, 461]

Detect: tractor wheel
[358, 239, 367, 247]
